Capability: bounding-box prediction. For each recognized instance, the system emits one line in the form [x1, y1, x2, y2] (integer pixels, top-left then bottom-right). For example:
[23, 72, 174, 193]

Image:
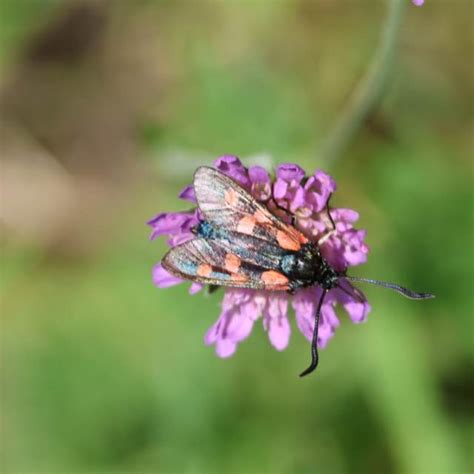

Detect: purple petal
[189, 282, 203, 294]
[293, 288, 343, 348]
[267, 316, 290, 351]
[214, 155, 242, 169]
[335, 285, 371, 323]
[289, 186, 306, 213]
[248, 165, 270, 184]
[214, 155, 250, 187]
[303, 170, 336, 213]
[152, 264, 183, 288]
[215, 339, 238, 358]
[273, 179, 289, 200]
[248, 165, 272, 201]
[178, 185, 196, 203]
[314, 170, 337, 194]
[204, 289, 261, 358]
[316, 319, 335, 349]
[147, 212, 194, 240]
[205, 310, 255, 358]
[263, 294, 290, 351]
[412, 0, 424, 5]
[332, 208, 359, 224]
[167, 232, 194, 247]
[292, 287, 319, 342]
[320, 295, 340, 329]
[276, 163, 305, 183]
[165, 212, 200, 247]
[342, 231, 369, 266]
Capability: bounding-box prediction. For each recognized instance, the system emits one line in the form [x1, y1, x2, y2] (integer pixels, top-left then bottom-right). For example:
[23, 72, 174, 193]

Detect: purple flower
[149, 156, 371, 358]
[248, 166, 272, 201]
[214, 155, 250, 188]
[178, 185, 196, 203]
[412, 0, 424, 5]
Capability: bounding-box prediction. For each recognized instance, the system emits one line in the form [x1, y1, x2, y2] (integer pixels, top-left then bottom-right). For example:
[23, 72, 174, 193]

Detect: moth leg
[317, 230, 336, 246]
[207, 285, 220, 295]
[317, 193, 336, 246]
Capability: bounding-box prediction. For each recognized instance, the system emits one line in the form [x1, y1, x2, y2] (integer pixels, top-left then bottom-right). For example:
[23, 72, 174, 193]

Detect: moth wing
[162, 237, 290, 291]
[193, 166, 308, 251]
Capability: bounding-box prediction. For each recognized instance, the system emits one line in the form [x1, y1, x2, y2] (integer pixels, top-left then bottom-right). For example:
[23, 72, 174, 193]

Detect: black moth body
[194, 220, 340, 294]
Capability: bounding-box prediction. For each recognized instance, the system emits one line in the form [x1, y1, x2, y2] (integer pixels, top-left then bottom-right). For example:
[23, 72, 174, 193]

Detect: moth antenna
[345, 276, 435, 300]
[299, 289, 328, 378]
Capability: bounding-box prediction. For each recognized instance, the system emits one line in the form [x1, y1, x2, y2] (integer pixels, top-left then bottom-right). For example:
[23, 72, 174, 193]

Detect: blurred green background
[1, 1, 472, 473]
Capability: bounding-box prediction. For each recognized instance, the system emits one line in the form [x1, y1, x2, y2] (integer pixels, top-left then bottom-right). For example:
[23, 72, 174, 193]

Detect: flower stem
[319, 0, 406, 167]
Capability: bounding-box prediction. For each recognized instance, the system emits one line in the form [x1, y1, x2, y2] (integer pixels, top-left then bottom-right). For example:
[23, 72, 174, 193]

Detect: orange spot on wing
[231, 273, 248, 283]
[261, 270, 289, 287]
[224, 189, 239, 207]
[225, 253, 241, 273]
[254, 209, 271, 224]
[276, 230, 301, 251]
[197, 264, 213, 277]
[237, 215, 256, 234]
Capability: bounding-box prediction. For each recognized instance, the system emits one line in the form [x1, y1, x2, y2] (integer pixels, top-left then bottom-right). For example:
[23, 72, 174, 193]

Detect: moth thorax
[289, 243, 325, 281]
[319, 265, 339, 290]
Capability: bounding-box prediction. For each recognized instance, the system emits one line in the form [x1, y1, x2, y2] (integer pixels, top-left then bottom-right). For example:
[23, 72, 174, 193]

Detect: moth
[162, 166, 434, 376]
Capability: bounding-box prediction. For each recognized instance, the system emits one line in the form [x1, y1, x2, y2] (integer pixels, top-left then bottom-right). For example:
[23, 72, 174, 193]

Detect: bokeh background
[1, 1, 472, 473]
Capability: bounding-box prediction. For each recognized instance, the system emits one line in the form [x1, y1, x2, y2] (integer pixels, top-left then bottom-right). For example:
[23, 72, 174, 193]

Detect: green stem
[319, 0, 406, 166]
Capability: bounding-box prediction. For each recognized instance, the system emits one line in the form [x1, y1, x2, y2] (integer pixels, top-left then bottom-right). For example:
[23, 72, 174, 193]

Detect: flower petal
[152, 264, 183, 288]
[335, 284, 371, 323]
[314, 169, 337, 193]
[276, 163, 305, 183]
[273, 179, 289, 200]
[316, 318, 335, 349]
[178, 185, 196, 203]
[263, 294, 290, 351]
[214, 155, 250, 187]
[147, 212, 194, 240]
[216, 338, 238, 358]
[292, 287, 318, 342]
[332, 208, 359, 224]
[289, 186, 306, 213]
[249, 165, 272, 201]
[189, 282, 203, 294]
[204, 289, 259, 358]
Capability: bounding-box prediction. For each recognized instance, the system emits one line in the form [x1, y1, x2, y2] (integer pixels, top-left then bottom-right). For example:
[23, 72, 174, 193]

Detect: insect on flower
[153, 160, 434, 377]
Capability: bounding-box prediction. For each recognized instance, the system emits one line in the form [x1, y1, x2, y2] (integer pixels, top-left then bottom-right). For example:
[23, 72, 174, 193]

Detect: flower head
[149, 156, 371, 357]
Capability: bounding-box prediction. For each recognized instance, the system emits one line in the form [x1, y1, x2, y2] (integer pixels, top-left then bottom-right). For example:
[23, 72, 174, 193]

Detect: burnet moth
[162, 166, 434, 377]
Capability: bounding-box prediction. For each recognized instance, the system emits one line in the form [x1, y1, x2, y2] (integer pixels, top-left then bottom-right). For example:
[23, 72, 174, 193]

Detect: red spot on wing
[225, 253, 241, 273]
[297, 231, 308, 244]
[224, 189, 239, 207]
[197, 264, 213, 277]
[276, 230, 301, 251]
[261, 270, 289, 288]
[230, 273, 248, 283]
[237, 215, 256, 234]
[254, 209, 271, 224]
